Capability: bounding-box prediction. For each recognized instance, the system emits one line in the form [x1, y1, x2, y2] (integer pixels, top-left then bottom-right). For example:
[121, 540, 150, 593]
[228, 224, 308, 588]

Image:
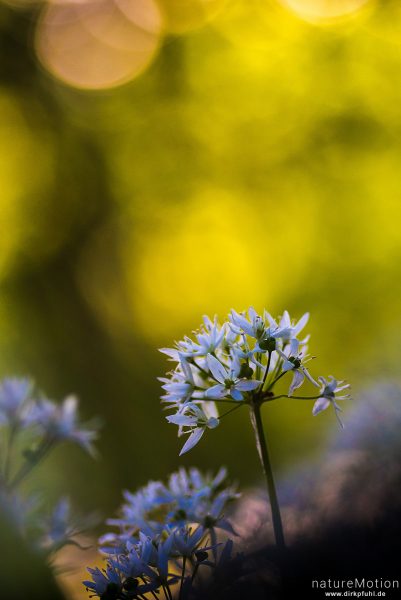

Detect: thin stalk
[191, 562, 200, 584]
[218, 404, 243, 419]
[162, 583, 173, 600]
[161, 585, 170, 600]
[140, 577, 158, 600]
[3, 425, 17, 484]
[10, 438, 54, 490]
[249, 401, 285, 549]
[260, 351, 272, 392]
[255, 352, 262, 381]
[268, 394, 321, 401]
[165, 583, 174, 600]
[179, 556, 187, 600]
[197, 398, 243, 405]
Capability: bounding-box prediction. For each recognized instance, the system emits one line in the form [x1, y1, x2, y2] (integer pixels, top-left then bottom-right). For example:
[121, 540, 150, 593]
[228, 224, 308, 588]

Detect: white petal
[207, 354, 228, 383]
[179, 354, 194, 384]
[312, 397, 330, 416]
[265, 312, 278, 329]
[159, 347, 179, 359]
[230, 389, 243, 401]
[282, 360, 294, 372]
[289, 338, 300, 355]
[303, 367, 319, 388]
[202, 315, 214, 329]
[202, 400, 219, 419]
[63, 395, 78, 418]
[166, 414, 196, 426]
[235, 379, 261, 391]
[205, 384, 226, 398]
[289, 370, 304, 395]
[281, 310, 291, 327]
[230, 310, 254, 337]
[274, 327, 292, 339]
[248, 307, 257, 321]
[294, 312, 309, 335]
[179, 427, 205, 455]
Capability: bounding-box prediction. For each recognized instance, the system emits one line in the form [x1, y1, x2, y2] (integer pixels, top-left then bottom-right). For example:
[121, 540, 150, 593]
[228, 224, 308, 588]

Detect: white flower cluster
[160, 308, 350, 454]
[0, 377, 98, 557]
[0, 377, 97, 457]
[84, 467, 238, 599]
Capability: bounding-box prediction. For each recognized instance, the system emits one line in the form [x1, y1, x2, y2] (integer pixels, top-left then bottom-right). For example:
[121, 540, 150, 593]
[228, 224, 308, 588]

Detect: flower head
[277, 344, 319, 396]
[86, 468, 239, 599]
[27, 396, 98, 455]
[166, 402, 219, 455]
[312, 376, 351, 427]
[205, 354, 261, 401]
[83, 564, 123, 599]
[100, 467, 237, 555]
[160, 308, 349, 453]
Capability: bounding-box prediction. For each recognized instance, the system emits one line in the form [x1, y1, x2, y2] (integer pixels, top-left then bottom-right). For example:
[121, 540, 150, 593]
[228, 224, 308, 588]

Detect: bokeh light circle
[279, 0, 373, 24]
[35, 0, 163, 90]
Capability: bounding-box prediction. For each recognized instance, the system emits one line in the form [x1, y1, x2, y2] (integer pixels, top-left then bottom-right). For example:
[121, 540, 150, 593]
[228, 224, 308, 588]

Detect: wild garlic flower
[38, 497, 95, 554]
[160, 307, 350, 454]
[26, 395, 98, 455]
[312, 376, 351, 427]
[166, 402, 219, 455]
[85, 468, 238, 599]
[205, 354, 261, 401]
[83, 565, 124, 599]
[101, 467, 237, 554]
[0, 377, 98, 529]
[277, 346, 318, 396]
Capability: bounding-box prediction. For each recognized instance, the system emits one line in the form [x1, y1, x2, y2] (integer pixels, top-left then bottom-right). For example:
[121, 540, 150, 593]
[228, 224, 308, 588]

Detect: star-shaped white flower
[166, 402, 219, 455]
[205, 354, 261, 401]
[312, 376, 351, 427]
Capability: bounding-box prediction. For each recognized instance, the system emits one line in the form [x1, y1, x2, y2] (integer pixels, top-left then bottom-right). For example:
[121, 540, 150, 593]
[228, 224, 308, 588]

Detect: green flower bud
[123, 578, 139, 592]
[259, 337, 276, 352]
[239, 363, 253, 379]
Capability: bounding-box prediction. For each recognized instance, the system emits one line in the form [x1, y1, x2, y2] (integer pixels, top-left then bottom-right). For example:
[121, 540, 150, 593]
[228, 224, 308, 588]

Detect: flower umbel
[160, 308, 350, 454]
[26, 395, 98, 455]
[160, 308, 351, 550]
[85, 467, 238, 600]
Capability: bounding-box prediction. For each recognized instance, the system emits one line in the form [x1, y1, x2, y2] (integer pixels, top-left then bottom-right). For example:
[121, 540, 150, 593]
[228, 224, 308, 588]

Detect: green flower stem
[3, 425, 17, 484]
[219, 403, 244, 419]
[179, 556, 187, 600]
[191, 562, 200, 584]
[10, 437, 54, 490]
[164, 583, 173, 600]
[194, 398, 241, 404]
[249, 400, 285, 549]
[268, 394, 321, 401]
[260, 351, 272, 392]
[141, 578, 158, 600]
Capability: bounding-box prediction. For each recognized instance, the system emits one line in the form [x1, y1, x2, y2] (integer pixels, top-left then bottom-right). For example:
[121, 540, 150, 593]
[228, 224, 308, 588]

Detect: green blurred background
[1, 0, 401, 532]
